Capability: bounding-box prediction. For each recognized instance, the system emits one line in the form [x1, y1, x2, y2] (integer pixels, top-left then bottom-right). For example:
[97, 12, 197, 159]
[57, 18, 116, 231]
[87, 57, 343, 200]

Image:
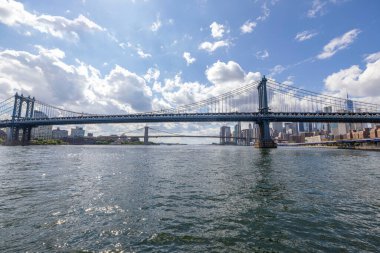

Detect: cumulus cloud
[152, 61, 261, 109]
[105, 66, 152, 112]
[198, 40, 230, 53]
[0, 0, 104, 40]
[210, 22, 225, 39]
[0, 46, 152, 113]
[240, 20, 257, 34]
[295, 30, 318, 42]
[324, 51, 380, 99]
[317, 29, 360, 60]
[144, 67, 160, 82]
[206, 61, 245, 85]
[183, 52, 196, 66]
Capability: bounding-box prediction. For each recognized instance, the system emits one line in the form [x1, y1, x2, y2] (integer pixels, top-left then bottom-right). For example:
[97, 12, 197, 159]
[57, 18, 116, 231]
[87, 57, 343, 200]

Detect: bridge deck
[1, 112, 380, 128]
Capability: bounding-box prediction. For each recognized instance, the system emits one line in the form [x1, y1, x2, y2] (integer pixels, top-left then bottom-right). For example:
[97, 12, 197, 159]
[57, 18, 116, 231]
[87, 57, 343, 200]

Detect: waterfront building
[52, 127, 68, 139]
[32, 110, 52, 139]
[305, 135, 323, 143]
[71, 127, 85, 138]
[323, 106, 333, 133]
[272, 122, 283, 137]
[252, 123, 260, 142]
[285, 122, 298, 135]
[220, 126, 231, 144]
[234, 122, 241, 145]
[241, 128, 254, 146]
[298, 122, 305, 133]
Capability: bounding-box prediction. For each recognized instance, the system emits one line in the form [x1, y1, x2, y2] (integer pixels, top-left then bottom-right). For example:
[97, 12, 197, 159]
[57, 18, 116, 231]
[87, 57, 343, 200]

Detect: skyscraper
[346, 94, 354, 112]
[220, 126, 231, 144]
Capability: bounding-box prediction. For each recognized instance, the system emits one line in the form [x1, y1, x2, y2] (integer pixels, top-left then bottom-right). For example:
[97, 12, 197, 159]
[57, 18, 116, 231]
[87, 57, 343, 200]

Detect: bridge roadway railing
[1, 112, 380, 128]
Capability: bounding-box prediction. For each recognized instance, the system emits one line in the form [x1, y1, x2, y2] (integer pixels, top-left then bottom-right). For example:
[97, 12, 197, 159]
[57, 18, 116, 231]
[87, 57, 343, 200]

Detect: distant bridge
[1, 77, 380, 147]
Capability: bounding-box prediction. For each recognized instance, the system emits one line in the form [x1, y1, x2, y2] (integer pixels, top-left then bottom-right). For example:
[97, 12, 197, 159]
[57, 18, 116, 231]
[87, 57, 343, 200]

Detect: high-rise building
[252, 124, 260, 142]
[285, 122, 298, 135]
[220, 126, 231, 144]
[71, 127, 85, 138]
[272, 122, 283, 136]
[346, 95, 354, 112]
[323, 106, 333, 134]
[298, 122, 305, 133]
[241, 129, 253, 146]
[234, 122, 241, 145]
[32, 110, 52, 139]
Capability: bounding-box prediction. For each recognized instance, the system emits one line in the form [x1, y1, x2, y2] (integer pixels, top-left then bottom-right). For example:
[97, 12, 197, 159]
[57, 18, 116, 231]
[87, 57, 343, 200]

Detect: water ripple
[0, 145, 379, 252]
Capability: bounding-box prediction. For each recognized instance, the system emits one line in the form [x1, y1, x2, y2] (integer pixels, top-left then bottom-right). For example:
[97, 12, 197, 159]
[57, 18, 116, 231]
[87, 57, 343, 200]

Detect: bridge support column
[256, 76, 277, 148]
[144, 126, 149, 145]
[5, 93, 35, 146]
[21, 126, 32, 146]
[255, 120, 277, 148]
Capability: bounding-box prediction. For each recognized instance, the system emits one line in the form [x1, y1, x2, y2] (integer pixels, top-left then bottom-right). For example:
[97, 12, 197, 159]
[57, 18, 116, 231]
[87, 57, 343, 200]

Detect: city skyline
[0, 0, 380, 141]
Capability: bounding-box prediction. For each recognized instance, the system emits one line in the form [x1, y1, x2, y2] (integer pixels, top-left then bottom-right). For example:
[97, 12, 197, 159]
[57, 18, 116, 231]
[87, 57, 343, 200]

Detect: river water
[0, 145, 379, 252]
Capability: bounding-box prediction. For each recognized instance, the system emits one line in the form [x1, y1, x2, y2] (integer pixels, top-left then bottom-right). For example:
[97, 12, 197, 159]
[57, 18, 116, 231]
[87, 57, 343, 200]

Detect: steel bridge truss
[1, 77, 380, 147]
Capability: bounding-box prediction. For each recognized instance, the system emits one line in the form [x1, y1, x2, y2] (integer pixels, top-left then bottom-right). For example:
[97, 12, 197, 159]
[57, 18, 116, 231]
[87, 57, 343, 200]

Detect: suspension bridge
[1, 76, 380, 147]
[119, 126, 257, 145]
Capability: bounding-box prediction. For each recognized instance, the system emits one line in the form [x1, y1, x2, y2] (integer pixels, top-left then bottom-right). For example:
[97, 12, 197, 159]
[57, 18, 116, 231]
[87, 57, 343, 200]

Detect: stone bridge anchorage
[1, 77, 380, 147]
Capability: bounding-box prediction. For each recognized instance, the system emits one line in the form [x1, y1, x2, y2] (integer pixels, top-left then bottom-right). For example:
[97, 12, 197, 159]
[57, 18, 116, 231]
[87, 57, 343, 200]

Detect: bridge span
[1, 112, 380, 128]
[1, 77, 380, 147]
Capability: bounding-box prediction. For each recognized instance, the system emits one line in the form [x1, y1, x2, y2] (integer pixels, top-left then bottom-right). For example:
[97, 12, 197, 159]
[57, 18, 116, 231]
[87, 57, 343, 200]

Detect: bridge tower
[144, 126, 149, 145]
[6, 93, 35, 146]
[255, 76, 277, 148]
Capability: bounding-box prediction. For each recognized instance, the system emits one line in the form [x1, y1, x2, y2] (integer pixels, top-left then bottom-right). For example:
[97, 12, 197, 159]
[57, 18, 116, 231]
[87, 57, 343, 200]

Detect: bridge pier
[4, 93, 35, 146]
[256, 76, 277, 148]
[255, 120, 277, 148]
[144, 126, 149, 145]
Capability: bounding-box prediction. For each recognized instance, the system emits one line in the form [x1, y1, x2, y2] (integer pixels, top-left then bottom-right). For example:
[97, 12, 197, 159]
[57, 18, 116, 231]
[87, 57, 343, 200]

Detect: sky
[0, 0, 380, 142]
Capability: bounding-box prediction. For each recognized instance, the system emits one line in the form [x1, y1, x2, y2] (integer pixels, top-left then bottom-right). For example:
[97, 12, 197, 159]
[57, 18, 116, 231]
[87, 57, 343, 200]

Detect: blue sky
[1, 0, 380, 138]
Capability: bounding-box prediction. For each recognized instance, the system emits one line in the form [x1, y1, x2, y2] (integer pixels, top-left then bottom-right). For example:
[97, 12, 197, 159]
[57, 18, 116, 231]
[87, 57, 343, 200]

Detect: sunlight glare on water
[0, 145, 379, 252]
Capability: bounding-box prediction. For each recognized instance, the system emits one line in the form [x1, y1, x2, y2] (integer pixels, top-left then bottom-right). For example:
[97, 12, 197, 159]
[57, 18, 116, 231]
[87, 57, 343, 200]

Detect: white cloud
[317, 29, 360, 60]
[324, 52, 380, 98]
[0, 46, 153, 114]
[183, 52, 196, 66]
[120, 42, 152, 59]
[0, 0, 104, 40]
[150, 14, 162, 32]
[153, 61, 261, 110]
[307, 0, 327, 18]
[256, 2, 270, 21]
[144, 67, 160, 82]
[137, 48, 152, 59]
[206, 61, 245, 85]
[198, 40, 230, 53]
[364, 52, 380, 63]
[307, 0, 349, 18]
[295, 30, 318, 42]
[256, 50, 269, 60]
[240, 20, 257, 34]
[210, 22, 225, 39]
[269, 65, 285, 76]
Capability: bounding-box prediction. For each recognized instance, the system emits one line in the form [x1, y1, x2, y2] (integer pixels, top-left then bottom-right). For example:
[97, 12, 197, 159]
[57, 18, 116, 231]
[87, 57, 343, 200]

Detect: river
[0, 145, 379, 252]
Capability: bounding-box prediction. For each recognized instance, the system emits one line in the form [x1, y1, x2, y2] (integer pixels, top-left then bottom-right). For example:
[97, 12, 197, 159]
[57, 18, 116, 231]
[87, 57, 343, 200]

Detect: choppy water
[0, 145, 379, 252]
